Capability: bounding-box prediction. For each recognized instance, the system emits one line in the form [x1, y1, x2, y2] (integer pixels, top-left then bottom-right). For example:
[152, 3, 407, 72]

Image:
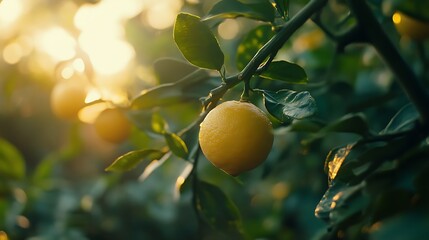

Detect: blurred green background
[1, 0, 428, 239]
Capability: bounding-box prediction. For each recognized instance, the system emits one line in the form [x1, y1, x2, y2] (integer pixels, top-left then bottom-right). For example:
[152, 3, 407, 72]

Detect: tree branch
[240, 0, 328, 82]
[201, 0, 328, 109]
[348, 0, 429, 127]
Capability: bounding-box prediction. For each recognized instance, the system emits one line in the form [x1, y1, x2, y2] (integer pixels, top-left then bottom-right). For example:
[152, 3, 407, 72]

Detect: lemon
[94, 108, 131, 143]
[199, 100, 274, 176]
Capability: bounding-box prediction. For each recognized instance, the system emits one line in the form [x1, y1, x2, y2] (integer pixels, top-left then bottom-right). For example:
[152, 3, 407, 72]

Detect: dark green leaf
[261, 89, 317, 122]
[323, 113, 370, 136]
[164, 132, 189, 160]
[153, 58, 199, 84]
[237, 25, 274, 70]
[174, 13, 224, 70]
[326, 134, 417, 185]
[105, 149, 165, 172]
[370, 211, 429, 240]
[260, 60, 308, 84]
[381, 104, 418, 134]
[315, 181, 348, 221]
[288, 119, 325, 132]
[196, 180, 245, 239]
[315, 181, 367, 225]
[273, 0, 288, 19]
[371, 189, 413, 222]
[204, 0, 275, 23]
[0, 138, 25, 180]
[301, 113, 370, 145]
[131, 69, 209, 109]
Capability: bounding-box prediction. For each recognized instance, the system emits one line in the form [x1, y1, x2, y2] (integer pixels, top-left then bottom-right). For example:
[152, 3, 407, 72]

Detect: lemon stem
[240, 79, 251, 102]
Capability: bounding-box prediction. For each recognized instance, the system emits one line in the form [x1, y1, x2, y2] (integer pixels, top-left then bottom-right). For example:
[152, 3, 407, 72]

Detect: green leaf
[315, 181, 348, 221]
[105, 149, 165, 172]
[204, 0, 275, 23]
[174, 13, 224, 70]
[315, 181, 367, 225]
[324, 144, 355, 182]
[164, 132, 189, 160]
[153, 58, 198, 84]
[261, 89, 317, 122]
[0, 138, 25, 180]
[260, 60, 308, 84]
[196, 180, 245, 239]
[322, 113, 370, 136]
[273, 0, 288, 19]
[131, 69, 209, 109]
[237, 25, 274, 70]
[151, 112, 168, 134]
[325, 134, 416, 185]
[288, 119, 325, 132]
[381, 104, 418, 134]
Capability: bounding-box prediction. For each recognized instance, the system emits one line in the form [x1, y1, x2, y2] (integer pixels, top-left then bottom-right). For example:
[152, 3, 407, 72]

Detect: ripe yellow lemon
[94, 108, 131, 143]
[393, 11, 429, 41]
[199, 100, 274, 176]
[50, 81, 87, 120]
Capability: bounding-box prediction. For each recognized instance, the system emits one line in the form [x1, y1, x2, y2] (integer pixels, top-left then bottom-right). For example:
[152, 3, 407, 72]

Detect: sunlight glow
[144, 0, 183, 29]
[74, 4, 124, 38]
[60, 66, 74, 80]
[73, 58, 86, 73]
[78, 101, 108, 124]
[36, 27, 76, 61]
[85, 88, 103, 104]
[327, 144, 353, 180]
[0, 0, 23, 28]
[101, 0, 144, 20]
[173, 163, 193, 201]
[79, 33, 135, 75]
[74, 0, 140, 76]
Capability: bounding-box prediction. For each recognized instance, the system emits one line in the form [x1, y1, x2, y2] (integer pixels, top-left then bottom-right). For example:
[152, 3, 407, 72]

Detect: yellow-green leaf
[105, 149, 165, 172]
[164, 132, 189, 160]
[174, 13, 224, 70]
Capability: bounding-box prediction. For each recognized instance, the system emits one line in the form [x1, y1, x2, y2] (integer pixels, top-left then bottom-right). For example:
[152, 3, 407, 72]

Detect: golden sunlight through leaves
[327, 144, 354, 181]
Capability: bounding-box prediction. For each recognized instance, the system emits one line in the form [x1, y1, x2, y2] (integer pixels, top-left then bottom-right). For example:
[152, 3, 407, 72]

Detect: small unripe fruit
[51, 81, 87, 119]
[93, 108, 131, 143]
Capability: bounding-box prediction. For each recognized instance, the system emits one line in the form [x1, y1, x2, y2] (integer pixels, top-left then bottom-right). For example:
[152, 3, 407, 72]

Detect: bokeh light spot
[218, 19, 240, 40]
[36, 27, 76, 61]
[3, 42, 23, 64]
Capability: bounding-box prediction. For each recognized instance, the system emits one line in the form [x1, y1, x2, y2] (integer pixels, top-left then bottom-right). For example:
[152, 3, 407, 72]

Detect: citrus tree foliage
[1, 0, 429, 239]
